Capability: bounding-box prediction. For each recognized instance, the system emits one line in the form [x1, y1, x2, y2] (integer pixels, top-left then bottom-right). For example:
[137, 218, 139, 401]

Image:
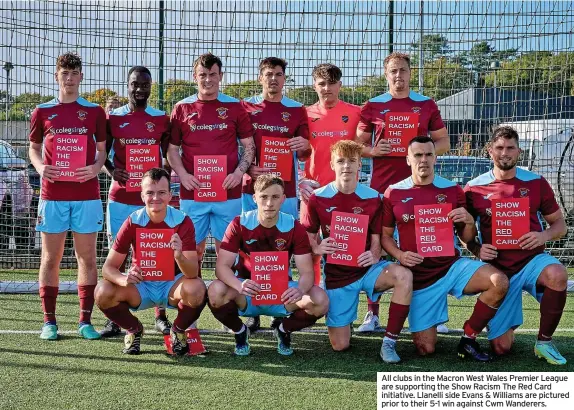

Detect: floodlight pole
[388, 1, 394, 54]
[418, 1, 424, 93]
[158, 1, 165, 111]
[490, 61, 501, 120]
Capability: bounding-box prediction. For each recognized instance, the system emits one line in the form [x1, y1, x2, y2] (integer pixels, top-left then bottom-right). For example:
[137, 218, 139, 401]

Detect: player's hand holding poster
[383, 112, 419, 157]
[326, 211, 369, 266]
[136, 228, 174, 281]
[491, 197, 530, 249]
[414, 204, 455, 257]
[52, 134, 87, 181]
[251, 251, 289, 305]
[194, 155, 227, 202]
[126, 144, 160, 192]
[260, 136, 292, 181]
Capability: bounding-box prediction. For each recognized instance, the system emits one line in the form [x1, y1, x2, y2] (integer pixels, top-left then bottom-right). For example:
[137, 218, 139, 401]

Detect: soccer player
[100, 66, 172, 338]
[96, 168, 206, 355]
[208, 175, 329, 356]
[301, 140, 413, 363]
[168, 53, 255, 279]
[29, 52, 107, 341]
[464, 126, 569, 365]
[240, 57, 310, 332]
[355, 52, 451, 333]
[382, 136, 509, 361]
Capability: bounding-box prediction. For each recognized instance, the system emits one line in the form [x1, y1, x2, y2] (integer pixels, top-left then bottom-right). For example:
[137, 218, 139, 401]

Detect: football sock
[173, 300, 205, 332]
[40, 285, 58, 324]
[383, 302, 410, 340]
[100, 302, 142, 334]
[538, 288, 567, 341]
[208, 300, 243, 333]
[282, 309, 320, 332]
[154, 306, 167, 320]
[367, 297, 380, 316]
[78, 284, 95, 325]
[463, 299, 497, 339]
[234, 324, 246, 335]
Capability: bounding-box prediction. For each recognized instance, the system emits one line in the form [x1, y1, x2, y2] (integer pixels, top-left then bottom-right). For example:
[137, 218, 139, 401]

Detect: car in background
[0, 140, 33, 250]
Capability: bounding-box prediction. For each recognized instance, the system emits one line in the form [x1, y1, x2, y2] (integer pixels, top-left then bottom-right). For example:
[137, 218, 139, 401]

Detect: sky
[1, 0, 573, 97]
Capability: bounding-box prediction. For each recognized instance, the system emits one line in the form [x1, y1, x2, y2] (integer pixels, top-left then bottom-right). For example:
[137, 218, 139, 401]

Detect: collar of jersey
[240, 209, 295, 233]
[130, 205, 185, 228]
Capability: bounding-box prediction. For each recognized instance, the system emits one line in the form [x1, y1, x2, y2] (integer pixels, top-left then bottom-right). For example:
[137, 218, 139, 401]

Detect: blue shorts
[241, 194, 299, 219]
[325, 260, 391, 327]
[180, 198, 241, 243]
[36, 199, 103, 234]
[409, 258, 486, 333]
[106, 200, 143, 246]
[238, 280, 299, 317]
[131, 273, 184, 312]
[488, 253, 560, 340]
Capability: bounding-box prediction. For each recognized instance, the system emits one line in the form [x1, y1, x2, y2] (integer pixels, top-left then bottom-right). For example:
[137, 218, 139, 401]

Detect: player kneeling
[96, 168, 207, 355]
[208, 175, 328, 356]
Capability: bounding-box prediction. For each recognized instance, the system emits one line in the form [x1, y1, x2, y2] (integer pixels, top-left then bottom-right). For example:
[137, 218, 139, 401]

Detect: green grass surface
[0, 290, 573, 410]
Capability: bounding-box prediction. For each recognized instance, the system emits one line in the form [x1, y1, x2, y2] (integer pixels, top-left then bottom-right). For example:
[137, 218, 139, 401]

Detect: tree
[410, 34, 452, 64]
[150, 79, 196, 113]
[0, 90, 14, 112]
[9, 93, 52, 120]
[458, 41, 518, 85]
[286, 86, 318, 106]
[411, 58, 473, 101]
[81, 88, 123, 108]
[223, 80, 261, 99]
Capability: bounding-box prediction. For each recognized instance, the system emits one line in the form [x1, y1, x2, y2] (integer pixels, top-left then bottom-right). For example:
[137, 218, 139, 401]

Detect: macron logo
[48, 114, 58, 120]
[401, 197, 413, 203]
[245, 239, 257, 244]
[483, 193, 494, 200]
[325, 207, 337, 213]
[119, 123, 130, 128]
[380, 109, 390, 115]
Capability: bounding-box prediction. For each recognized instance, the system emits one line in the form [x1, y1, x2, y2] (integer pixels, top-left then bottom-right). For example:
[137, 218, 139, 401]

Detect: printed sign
[52, 134, 87, 181]
[491, 198, 530, 249]
[384, 112, 419, 157]
[251, 251, 289, 305]
[326, 211, 369, 267]
[163, 329, 207, 356]
[414, 204, 455, 257]
[260, 136, 293, 181]
[135, 228, 174, 281]
[194, 155, 227, 202]
[125, 144, 160, 192]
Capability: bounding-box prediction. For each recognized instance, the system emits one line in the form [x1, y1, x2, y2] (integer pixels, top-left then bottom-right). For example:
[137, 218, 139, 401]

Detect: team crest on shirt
[486, 208, 492, 216]
[281, 112, 291, 122]
[77, 110, 87, 120]
[436, 194, 447, 204]
[145, 122, 155, 132]
[275, 238, 287, 251]
[352, 207, 363, 214]
[216, 107, 228, 119]
[342, 115, 349, 123]
[519, 188, 529, 197]
[311, 132, 317, 138]
[411, 107, 421, 114]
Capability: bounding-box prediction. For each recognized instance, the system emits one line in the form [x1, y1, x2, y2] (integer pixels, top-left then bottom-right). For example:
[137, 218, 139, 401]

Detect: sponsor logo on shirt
[436, 194, 447, 204]
[310, 130, 349, 138]
[190, 123, 228, 132]
[352, 207, 363, 214]
[281, 112, 291, 122]
[119, 122, 130, 128]
[48, 126, 88, 135]
[519, 188, 529, 197]
[48, 114, 58, 120]
[275, 238, 287, 251]
[401, 197, 413, 203]
[216, 107, 228, 120]
[119, 138, 156, 146]
[325, 206, 337, 213]
[252, 123, 289, 133]
[402, 214, 414, 222]
[146, 122, 155, 132]
[77, 110, 88, 121]
[486, 208, 492, 216]
[411, 107, 421, 114]
[342, 115, 349, 123]
[245, 239, 257, 244]
[324, 225, 331, 233]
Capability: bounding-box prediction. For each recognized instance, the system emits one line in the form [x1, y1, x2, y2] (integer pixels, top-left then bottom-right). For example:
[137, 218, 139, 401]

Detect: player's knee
[491, 271, 509, 297]
[310, 288, 329, 316]
[40, 253, 62, 272]
[181, 279, 207, 306]
[414, 340, 435, 356]
[75, 249, 97, 270]
[392, 265, 413, 290]
[491, 339, 512, 356]
[207, 280, 228, 308]
[331, 338, 351, 352]
[95, 280, 116, 307]
[544, 265, 568, 290]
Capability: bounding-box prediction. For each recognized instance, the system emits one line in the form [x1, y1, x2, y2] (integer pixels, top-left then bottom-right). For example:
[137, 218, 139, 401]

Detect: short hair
[259, 57, 287, 75]
[254, 174, 285, 193]
[408, 136, 435, 146]
[56, 52, 82, 71]
[312, 63, 342, 83]
[330, 140, 363, 161]
[193, 53, 223, 73]
[142, 167, 171, 185]
[383, 52, 411, 70]
[490, 125, 519, 144]
[127, 66, 152, 81]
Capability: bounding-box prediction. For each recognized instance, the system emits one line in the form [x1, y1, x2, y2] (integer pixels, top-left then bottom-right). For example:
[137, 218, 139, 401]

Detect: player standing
[29, 52, 107, 341]
[464, 126, 569, 365]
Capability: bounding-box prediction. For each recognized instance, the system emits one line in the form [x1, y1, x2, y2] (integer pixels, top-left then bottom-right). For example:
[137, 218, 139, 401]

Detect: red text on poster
[326, 211, 369, 267]
[126, 144, 160, 192]
[384, 112, 419, 157]
[414, 203, 455, 257]
[251, 251, 289, 305]
[135, 228, 174, 281]
[260, 136, 293, 181]
[194, 155, 227, 202]
[491, 197, 530, 249]
[52, 134, 87, 181]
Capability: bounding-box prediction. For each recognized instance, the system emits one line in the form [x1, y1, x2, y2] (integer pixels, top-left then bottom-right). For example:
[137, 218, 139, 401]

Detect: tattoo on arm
[237, 138, 256, 173]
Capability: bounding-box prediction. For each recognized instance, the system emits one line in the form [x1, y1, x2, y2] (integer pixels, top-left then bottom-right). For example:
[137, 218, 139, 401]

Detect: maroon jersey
[220, 210, 312, 279]
[301, 182, 383, 289]
[108, 105, 170, 205]
[170, 93, 254, 200]
[29, 97, 107, 201]
[113, 206, 196, 274]
[358, 91, 445, 194]
[464, 168, 560, 277]
[241, 95, 309, 198]
[383, 175, 465, 290]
